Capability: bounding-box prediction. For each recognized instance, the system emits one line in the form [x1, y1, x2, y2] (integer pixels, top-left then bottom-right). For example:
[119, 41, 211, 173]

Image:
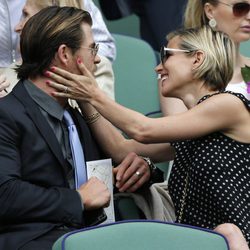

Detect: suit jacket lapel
[12, 82, 66, 168]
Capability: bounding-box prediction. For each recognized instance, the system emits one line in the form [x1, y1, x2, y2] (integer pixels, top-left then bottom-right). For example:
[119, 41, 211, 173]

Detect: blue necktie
[63, 110, 87, 189]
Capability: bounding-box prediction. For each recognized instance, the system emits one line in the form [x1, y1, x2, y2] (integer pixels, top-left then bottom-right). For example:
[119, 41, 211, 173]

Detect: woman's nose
[155, 62, 163, 74]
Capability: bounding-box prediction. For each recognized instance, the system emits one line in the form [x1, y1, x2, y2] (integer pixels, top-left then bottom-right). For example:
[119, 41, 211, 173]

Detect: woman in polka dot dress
[47, 26, 250, 249]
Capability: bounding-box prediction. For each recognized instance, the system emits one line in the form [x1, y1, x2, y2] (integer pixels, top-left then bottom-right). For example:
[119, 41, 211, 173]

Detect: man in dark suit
[0, 7, 111, 250]
[0, 5, 161, 249]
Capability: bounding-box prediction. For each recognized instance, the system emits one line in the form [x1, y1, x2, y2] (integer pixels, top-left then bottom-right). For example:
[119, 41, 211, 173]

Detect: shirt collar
[24, 79, 65, 121]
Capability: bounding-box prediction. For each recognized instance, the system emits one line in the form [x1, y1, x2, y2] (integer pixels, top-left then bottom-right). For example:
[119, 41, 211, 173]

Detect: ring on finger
[135, 171, 141, 177]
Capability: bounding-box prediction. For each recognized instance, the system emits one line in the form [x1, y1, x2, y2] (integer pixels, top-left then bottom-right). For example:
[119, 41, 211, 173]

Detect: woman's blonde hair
[27, 0, 83, 10]
[167, 26, 235, 91]
[184, 0, 218, 28]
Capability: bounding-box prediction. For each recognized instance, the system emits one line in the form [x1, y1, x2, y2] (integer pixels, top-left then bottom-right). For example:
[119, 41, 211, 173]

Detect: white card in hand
[86, 158, 115, 224]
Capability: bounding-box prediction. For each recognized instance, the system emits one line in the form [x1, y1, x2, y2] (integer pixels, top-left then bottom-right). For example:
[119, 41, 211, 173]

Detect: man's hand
[0, 74, 10, 97]
[114, 152, 150, 193]
[77, 177, 111, 210]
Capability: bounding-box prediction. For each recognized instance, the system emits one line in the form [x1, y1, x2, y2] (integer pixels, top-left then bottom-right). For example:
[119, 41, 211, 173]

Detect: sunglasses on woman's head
[217, 1, 250, 17]
[160, 47, 192, 64]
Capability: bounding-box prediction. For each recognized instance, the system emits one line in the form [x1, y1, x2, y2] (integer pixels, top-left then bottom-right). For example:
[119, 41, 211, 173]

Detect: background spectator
[160, 0, 250, 115]
[0, 0, 25, 68]
[98, 0, 187, 51]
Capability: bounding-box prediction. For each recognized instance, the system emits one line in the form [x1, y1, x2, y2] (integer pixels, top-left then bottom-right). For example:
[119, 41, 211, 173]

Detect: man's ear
[204, 2, 215, 20]
[192, 50, 205, 70]
[55, 44, 72, 66]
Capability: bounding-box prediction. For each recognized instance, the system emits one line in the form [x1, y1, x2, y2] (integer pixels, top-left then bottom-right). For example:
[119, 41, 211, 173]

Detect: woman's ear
[192, 50, 205, 70]
[204, 2, 215, 20]
[56, 44, 71, 66]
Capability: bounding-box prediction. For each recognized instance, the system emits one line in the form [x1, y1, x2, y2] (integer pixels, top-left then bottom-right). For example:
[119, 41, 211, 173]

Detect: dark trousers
[99, 0, 187, 51]
[130, 0, 187, 51]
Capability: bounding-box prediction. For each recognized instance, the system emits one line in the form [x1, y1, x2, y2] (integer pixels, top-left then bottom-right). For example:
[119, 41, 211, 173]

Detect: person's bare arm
[47, 63, 250, 145]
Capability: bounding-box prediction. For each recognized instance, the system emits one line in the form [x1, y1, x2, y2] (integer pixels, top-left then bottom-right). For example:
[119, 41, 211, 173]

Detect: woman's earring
[209, 18, 217, 29]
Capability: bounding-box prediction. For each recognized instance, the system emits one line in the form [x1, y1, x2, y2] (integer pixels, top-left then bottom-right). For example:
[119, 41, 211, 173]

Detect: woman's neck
[180, 82, 218, 109]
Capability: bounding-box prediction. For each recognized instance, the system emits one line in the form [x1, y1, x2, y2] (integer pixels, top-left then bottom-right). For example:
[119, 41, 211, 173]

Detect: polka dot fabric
[168, 92, 250, 244]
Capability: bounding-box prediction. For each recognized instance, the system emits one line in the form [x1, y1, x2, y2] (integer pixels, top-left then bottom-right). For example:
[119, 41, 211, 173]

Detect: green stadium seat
[52, 220, 229, 250]
[240, 40, 250, 57]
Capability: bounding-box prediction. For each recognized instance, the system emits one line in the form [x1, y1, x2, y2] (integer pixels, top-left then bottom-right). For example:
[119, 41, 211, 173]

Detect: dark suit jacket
[0, 81, 104, 249]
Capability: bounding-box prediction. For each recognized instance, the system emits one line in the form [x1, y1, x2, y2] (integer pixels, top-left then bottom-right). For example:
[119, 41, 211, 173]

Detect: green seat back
[52, 220, 229, 250]
[92, 0, 140, 38]
[114, 196, 143, 220]
[240, 40, 250, 57]
[112, 33, 160, 115]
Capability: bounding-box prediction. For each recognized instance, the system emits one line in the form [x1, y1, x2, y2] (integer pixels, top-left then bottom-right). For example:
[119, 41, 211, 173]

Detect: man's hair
[167, 26, 235, 91]
[16, 6, 92, 79]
